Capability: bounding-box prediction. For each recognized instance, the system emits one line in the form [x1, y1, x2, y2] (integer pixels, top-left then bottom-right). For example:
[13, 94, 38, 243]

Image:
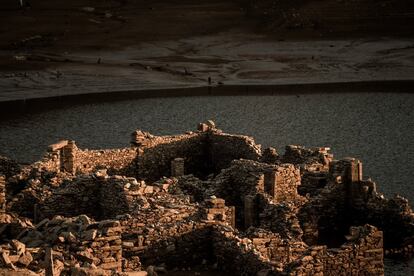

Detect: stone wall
[39, 174, 148, 220]
[24, 140, 138, 177]
[299, 170, 329, 196]
[135, 132, 208, 181]
[212, 159, 302, 230]
[282, 145, 332, 171]
[212, 226, 276, 275]
[134, 127, 263, 182]
[286, 225, 383, 275]
[298, 180, 348, 247]
[209, 132, 261, 173]
[136, 222, 213, 269]
[245, 228, 309, 272]
[351, 193, 414, 253]
[0, 156, 20, 179]
[40, 175, 101, 220]
[75, 148, 138, 176]
[10, 123, 263, 186]
[264, 164, 301, 203]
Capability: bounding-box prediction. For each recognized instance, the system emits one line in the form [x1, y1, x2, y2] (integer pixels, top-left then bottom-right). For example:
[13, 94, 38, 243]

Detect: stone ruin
[0, 121, 413, 275]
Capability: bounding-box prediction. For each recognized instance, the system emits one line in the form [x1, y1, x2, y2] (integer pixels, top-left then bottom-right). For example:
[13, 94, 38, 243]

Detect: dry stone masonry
[0, 121, 413, 275]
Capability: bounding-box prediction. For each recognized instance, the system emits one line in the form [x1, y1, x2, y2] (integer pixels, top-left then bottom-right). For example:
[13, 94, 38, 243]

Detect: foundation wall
[39, 175, 141, 220]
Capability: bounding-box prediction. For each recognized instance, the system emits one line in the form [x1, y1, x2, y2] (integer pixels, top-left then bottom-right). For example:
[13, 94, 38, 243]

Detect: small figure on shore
[208, 76, 212, 85]
[19, 0, 31, 8]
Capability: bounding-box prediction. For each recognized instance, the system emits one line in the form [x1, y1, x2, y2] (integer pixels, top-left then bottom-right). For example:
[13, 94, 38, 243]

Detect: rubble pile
[0, 121, 413, 275]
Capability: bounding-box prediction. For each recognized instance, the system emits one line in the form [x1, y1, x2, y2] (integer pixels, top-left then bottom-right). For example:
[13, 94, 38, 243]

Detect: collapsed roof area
[0, 121, 413, 275]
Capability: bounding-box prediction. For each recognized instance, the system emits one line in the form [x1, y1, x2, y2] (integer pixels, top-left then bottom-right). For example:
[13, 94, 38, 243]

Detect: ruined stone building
[0, 121, 413, 275]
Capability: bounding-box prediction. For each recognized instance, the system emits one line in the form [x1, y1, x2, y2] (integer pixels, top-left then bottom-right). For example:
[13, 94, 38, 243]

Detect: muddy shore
[1, 0, 414, 103]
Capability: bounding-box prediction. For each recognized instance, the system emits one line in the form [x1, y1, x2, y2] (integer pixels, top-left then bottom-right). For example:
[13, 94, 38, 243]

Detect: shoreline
[1, 79, 413, 115]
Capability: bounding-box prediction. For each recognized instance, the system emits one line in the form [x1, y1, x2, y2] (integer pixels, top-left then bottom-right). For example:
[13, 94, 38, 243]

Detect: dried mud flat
[0, 0, 414, 102]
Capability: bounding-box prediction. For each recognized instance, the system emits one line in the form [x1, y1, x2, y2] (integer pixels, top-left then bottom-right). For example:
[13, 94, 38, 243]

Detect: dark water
[0, 93, 413, 274]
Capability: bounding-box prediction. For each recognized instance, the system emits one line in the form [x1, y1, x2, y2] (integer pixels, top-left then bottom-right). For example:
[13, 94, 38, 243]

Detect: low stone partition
[286, 225, 383, 275]
[212, 226, 276, 275]
[21, 140, 138, 177]
[39, 175, 102, 220]
[244, 228, 309, 272]
[282, 145, 333, 170]
[136, 222, 214, 270]
[39, 173, 154, 220]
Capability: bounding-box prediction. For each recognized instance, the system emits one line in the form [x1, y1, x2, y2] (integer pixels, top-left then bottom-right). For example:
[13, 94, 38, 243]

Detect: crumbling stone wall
[0, 156, 20, 179]
[286, 225, 383, 275]
[40, 175, 101, 220]
[25, 140, 138, 177]
[299, 170, 329, 196]
[256, 194, 304, 241]
[212, 159, 302, 230]
[264, 164, 301, 203]
[244, 228, 308, 272]
[282, 145, 332, 170]
[209, 132, 261, 173]
[212, 226, 276, 275]
[39, 174, 148, 220]
[74, 148, 138, 176]
[137, 222, 214, 269]
[350, 193, 414, 254]
[135, 132, 208, 181]
[134, 123, 263, 181]
[298, 180, 348, 247]
[212, 160, 271, 229]
[297, 156, 414, 257]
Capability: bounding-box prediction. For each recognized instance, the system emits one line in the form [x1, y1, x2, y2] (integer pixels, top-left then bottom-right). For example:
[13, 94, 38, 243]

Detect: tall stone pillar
[0, 175, 6, 214]
[171, 158, 185, 177]
[62, 141, 77, 174]
[343, 158, 364, 208]
[256, 174, 265, 193]
[345, 158, 362, 183]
